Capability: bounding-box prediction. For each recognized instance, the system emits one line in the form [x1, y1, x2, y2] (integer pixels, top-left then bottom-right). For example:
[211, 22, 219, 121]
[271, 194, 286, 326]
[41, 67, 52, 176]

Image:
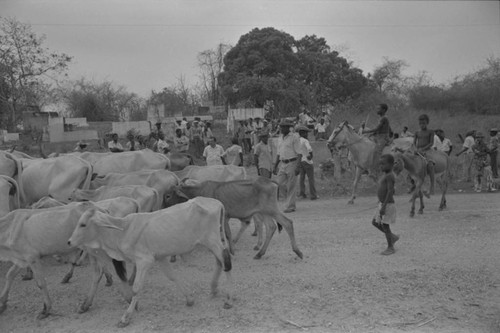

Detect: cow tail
[220, 205, 233, 271]
[6, 176, 20, 210]
[112, 259, 127, 282]
[7, 153, 25, 207]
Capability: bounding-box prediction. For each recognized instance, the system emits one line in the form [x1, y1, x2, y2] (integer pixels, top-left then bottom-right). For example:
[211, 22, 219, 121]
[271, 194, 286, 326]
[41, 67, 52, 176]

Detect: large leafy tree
[219, 28, 367, 116]
[0, 17, 71, 130]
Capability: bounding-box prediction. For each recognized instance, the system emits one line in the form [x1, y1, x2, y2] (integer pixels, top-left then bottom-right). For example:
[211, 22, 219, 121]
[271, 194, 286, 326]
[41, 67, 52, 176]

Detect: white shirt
[433, 135, 452, 153]
[299, 137, 313, 164]
[108, 140, 123, 151]
[156, 139, 169, 152]
[203, 144, 225, 166]
[277, 132, 302, 160]
[315, 123, 327, 133]
[463, 135, 475, 154]
[225, 144, 243, 165]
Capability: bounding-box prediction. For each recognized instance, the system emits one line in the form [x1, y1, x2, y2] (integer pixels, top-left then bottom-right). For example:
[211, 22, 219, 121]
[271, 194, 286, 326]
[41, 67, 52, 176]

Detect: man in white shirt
[173, 128, 189, 153]
[273, 119, 303, 213]
[107, 133, 124, 153]
[400, 126, 414, 138]
[297, 125, 317, 200]
[203, 137, 226, 166]
[432, 129, 453, 155]
[254, 132, 273, 178]
[314, 118, 327, 141]
[225, 138, 243, 166]
[155, 132, 170, 154]
[456, 130, 476, 182]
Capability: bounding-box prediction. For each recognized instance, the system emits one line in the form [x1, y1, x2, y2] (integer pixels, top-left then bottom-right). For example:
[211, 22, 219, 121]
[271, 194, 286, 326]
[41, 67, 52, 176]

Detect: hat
[475, 132, 484, 138]
[279, 119, 295, 127]
[295, 125, 310, 132]
[490, 128, 498, 132]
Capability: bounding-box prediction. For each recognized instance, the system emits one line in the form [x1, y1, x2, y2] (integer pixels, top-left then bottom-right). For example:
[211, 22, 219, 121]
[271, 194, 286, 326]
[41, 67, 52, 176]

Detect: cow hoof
[347, 200, 354, 205]
[409, 212, 415, 218]
[170, 256, 177, 263]
[21, 274, 33, 281]
[36, 310, 50, 320]
[186, 299, 194, 307]
[0, 303, 7, 315]
[295, 250, 304, 260]
[253, 253, 263, 260]
[117, 320, 130, 328]
[253, 245, 260, 251]
[251, 232, 257, 237]
[78, 302, 90, 314]
[223, 302, 232, 309]
[105, 276, 113, 287]
[60, 275, 71, 284]
[418, 210, 423, 215]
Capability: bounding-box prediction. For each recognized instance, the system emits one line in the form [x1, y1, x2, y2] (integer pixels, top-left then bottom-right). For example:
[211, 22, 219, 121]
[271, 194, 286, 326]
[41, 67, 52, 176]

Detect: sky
[1, 0, 499, 98]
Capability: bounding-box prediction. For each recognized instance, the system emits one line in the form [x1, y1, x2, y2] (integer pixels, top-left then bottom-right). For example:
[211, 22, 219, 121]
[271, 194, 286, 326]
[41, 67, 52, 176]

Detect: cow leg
[274, 213, 303, 259]
[253, 216, 277, 259]
[61, 250, 86, 284]
[21, 267, 33, 281]
[157, 258, 194, 307]
[30, 261, 52, 320]
[61, 263, 75, 284]
[348, 167, 362, 204]
[418, 191, 424, 214]
[0, 264, 22, 315]
[118, 260, 152, 328]
[210, 258, 234, 309]
[232, 218, 250, 245]
[253, 215, 264, 251]
[251, 218, 258, 237]
[79, 255, 103, 313]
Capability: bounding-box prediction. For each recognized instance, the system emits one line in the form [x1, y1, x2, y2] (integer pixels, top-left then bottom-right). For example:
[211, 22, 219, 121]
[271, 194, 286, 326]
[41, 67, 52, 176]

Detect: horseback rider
[362, 103, 392, 179]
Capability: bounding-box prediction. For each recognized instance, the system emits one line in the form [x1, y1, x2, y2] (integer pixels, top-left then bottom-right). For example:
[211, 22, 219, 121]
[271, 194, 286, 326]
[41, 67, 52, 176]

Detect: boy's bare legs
[372, 220, 399, 255]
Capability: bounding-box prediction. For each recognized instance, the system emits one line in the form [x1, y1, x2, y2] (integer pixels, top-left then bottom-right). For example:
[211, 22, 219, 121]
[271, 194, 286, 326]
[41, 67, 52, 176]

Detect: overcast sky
[1, 0, 499, 97]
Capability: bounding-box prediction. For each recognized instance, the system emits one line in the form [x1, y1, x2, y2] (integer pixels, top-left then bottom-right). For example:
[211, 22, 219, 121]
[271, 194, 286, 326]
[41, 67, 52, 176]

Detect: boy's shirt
[203, 144, 225, 166]
[299, 137, 313, 164]
[254, 142, 273, 171]
[433, 135, 452, 153]
[462, 135, 475, 154]
[377, 172, 395, 204]
[225, 144, 243, 165]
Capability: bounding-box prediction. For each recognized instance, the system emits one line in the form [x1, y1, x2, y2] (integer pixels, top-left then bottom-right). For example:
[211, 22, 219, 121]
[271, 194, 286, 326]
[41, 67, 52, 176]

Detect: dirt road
[0, 192, 499, 333]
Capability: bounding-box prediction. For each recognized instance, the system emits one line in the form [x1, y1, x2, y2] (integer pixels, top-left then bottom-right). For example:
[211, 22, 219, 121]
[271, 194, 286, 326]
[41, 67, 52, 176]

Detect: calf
[68, 197, 233, 327]
[0, 199, 139, 319]
[167, 177, 303, 260]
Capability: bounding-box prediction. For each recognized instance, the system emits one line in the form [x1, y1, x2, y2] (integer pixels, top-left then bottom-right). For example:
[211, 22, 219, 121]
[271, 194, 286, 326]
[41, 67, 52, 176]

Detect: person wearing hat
[471, 132, 495, 192]
[254, 131, 273, 178]
[296, 125, 318, 200]
[108, 133, 124, 153]
[273, 119, 303, 213]
[489, 128, 499, 178]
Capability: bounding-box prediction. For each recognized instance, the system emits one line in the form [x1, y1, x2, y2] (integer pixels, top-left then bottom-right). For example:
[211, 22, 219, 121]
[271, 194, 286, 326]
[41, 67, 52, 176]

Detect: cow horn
[180, 177, 189, 185]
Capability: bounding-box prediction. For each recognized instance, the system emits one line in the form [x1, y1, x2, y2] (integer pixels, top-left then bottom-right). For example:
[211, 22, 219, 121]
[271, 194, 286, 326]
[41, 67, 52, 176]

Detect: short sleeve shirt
[203, 144, 225, 166]
[108, 140, 123, 151]
[463, 136, 475, 154]
[433, 136, 452, 153]
[277, 133, 302, 160]
[254, 142, 273, 171]
[225, 144, 243, 165]
[174, 136, 189, 152]
[315, 123, 327, 133]
[299, 137, 313, 164]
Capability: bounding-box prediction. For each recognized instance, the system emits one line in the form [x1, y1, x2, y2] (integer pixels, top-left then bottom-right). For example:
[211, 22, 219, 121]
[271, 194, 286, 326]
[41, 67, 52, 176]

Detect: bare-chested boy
[413, 114, 436, 194]
[372, 154, 399, 255]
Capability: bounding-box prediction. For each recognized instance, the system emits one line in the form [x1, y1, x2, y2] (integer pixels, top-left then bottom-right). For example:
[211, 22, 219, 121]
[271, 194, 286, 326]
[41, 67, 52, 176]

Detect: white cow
[68, 197, 233, 327]
[174, 164, 247, 182]
[90, 169, 179, 209]
[0, 198, 139, 319]
[69, 185, 160, 212]
[87, 149, 171, 176]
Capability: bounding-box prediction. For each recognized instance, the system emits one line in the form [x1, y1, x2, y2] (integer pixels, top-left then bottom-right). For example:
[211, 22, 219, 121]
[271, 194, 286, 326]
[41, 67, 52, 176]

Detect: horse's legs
[348, 167, 362, 205]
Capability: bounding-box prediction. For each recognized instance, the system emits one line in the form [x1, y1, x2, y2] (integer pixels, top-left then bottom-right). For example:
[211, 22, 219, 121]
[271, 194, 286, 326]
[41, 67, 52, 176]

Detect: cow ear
[8, 181, 16, 196]
[94, 211, 123, 231]
[175, 188, 190, 200]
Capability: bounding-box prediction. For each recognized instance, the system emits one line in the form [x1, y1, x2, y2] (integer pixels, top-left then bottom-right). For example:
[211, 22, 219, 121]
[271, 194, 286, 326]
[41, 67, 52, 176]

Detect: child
[372, 154, 399, 255]
[413, 114, 435, 194]
[472, 132, 495, 192]
[225, 138, 244, 166]
[297, 125, 317, 200]
[253, 132, 273, 178]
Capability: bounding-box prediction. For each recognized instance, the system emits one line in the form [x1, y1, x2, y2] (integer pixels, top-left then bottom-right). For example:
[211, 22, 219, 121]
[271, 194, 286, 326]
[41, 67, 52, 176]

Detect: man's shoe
[381, 248, 395, 255]
[283, 208, 296, 213]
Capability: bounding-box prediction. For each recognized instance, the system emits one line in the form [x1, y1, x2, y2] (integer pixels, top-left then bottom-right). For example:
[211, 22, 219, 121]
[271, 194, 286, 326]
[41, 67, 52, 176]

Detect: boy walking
[372, 154, 399, 255]
[413, 114, 436, 194]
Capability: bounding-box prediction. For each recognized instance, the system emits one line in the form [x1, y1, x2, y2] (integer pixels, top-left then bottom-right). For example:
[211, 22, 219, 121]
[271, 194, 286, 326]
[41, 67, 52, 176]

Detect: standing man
[488, 128, 499, 179]
[297, 125, 317, 200]
[362, 103, 392, 179]
[314, 118, 327, 141]
[225, 138, 244, 166]
[456, 130, 476, 182]
[173, 128, 189, 153]
[108, 133, 124, 153]
[254, 131, 273, 178]
[203, 137, 226, 166]
[191, 120, 204, 158]
[273, 119, 302, 213]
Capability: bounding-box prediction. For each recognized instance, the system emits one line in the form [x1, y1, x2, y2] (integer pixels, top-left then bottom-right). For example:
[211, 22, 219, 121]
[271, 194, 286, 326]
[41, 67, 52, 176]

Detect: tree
[371, 57, 408, 96]
[197, 43, 231, 106]
[219, 28, 368, 116]
[60, 78, 145, 121]
[0, 17, 72, 130]
[147, 76, 200, 117]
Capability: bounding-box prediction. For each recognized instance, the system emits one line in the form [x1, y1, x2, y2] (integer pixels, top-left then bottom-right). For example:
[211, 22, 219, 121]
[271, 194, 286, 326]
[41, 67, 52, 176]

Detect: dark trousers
[491, 151, 498, 178]
[299, 161, 317, 198]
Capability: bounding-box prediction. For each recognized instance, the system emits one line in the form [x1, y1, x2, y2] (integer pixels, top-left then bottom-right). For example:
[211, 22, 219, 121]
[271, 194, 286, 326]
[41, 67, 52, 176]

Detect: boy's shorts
[373, 202, 396, 225]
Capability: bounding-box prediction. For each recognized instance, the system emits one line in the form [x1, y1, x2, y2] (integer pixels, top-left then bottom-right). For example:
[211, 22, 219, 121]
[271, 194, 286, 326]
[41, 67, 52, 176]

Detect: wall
[112, 121, 151, 137]
[48, 123, 98, 143]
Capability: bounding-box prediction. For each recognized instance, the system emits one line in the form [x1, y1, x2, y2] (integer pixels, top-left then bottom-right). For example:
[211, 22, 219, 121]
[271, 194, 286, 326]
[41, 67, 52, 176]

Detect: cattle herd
[0, 149, 302, 327]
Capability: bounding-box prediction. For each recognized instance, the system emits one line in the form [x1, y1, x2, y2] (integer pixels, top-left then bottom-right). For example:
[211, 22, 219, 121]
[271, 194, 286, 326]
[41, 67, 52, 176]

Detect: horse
[393, 150, 450, 217]
[326, 121, 413, 205]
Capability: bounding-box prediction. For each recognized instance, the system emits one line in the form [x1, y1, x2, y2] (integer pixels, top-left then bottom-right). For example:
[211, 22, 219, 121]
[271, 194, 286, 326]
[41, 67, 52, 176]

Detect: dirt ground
[0, 190, 499, 333]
